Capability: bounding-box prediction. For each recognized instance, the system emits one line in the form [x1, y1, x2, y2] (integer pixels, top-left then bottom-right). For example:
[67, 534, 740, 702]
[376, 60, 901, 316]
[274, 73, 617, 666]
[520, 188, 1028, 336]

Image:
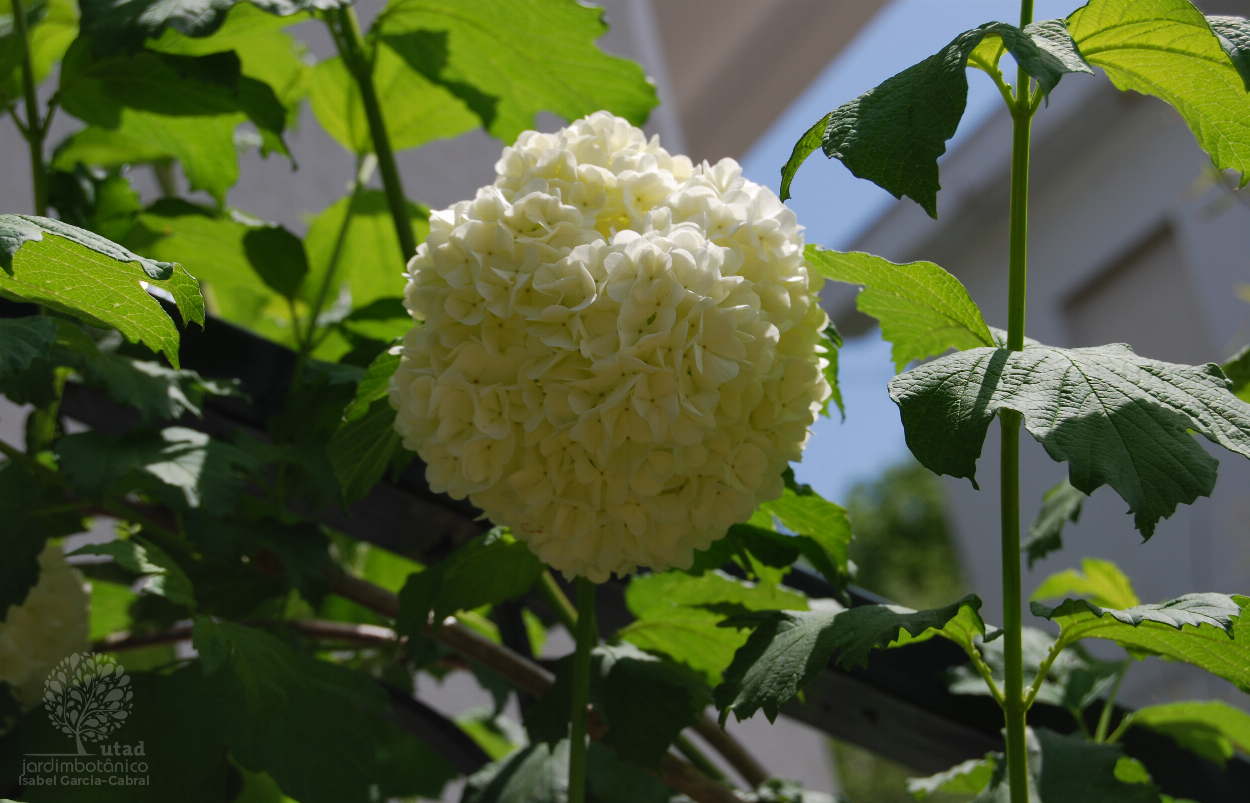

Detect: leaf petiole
[965, 642, 1006, 706]
[1093, 661, 1128, 742]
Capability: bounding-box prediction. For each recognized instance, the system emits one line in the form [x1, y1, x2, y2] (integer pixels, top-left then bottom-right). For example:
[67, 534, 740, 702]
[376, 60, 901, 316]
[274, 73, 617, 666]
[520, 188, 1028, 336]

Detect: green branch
[10, 0, 47, 216]
[568, 577, 598, 803]
[328, 6, 417, 264]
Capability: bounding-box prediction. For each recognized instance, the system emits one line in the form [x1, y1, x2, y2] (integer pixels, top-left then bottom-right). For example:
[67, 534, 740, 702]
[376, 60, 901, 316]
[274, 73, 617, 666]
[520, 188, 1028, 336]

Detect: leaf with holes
[888, 341, 1250, 536]
[0, 215, 203, 366]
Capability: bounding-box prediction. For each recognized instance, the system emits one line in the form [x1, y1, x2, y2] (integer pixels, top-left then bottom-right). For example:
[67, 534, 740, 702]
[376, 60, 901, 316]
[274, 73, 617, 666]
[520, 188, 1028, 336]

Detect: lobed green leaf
[1126, 700, 1250, 768]
[375, 0, 658, 146]
[889, 340, 1250, 536]
[715, 594, 982, 724]
[785, 20, 1090, 216]
[1022, 478, 1085, 568]
[0, 215, 203, 367]
[805, 245, 993, 372]
[0, 316, 58, 382]
[1069, 0, 1250, 186]
[1032, 556, 1140, 610]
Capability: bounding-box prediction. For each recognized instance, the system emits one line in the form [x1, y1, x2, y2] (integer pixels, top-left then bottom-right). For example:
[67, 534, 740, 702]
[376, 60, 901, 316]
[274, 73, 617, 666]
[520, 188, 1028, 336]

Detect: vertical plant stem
[10, 0, 47, 216]
[568, 577, 597, 803]
[1000, 3, 1035, 801]
[331, 6, 417, 263]
[537, 569, 580, 634]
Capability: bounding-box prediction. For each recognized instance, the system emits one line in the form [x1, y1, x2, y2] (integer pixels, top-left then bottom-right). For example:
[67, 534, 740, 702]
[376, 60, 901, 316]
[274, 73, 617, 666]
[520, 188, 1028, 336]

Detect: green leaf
[818, 323, 844, 419]
[948, 626, 1124, 713]
[1069, 0, 1250, 186]
[715, 594, 982, 724]
[56, 43, 289, 199]
[889, 340, 1250, 536]
[70, 536, 196, 606]
[328, 396, 404, 505]
[0, 461, 83, 618]
[805, 246, 994, 371]
[1032, 557, 1140, 610]
[57, 426, 260, 513]
[374, 715, 459, 799]
[1023, 478, 1085, 568]
[525, 643, 707, 770]
[463, 740, 569, 803]
[375, 0, 658, 146]
[187, 513, 334, 606]
[309, 44, 479, 155]
[0, 214, 204, 367]
[784, 21, 1090, 215]
[77, 0, 333, 55]
[303, 190, 430, 317]
[971, 728, 1159, 803]
[1207, 15, 1250, 91]
[47, 165, 143, 243]
[192, 617, 388, 803]
[1223, 344, 1250, 402]
[0, 316, 57, 381]
[619, 569, 806, 684]
[1032, 593, 1250, 691]
[758, 478, 854, 591]
[1126, 700, 1250, 768]
[396, 528, 543, 640]
[241, 225, 308, 299]
[122, 199, 294, 342]
[908, 756, 996, 799]
[0, 0, 77, 97]
[88, 579, 138, 641]
[76, 353, 243, 425]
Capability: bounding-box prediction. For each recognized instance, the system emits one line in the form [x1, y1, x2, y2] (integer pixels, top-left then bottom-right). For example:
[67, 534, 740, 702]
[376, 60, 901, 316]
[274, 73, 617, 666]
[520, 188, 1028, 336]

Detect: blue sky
[737, 0, 1076, 501]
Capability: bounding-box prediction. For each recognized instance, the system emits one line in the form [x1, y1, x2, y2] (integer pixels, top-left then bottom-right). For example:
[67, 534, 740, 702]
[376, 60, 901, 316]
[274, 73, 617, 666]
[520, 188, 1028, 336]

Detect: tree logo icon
[42, 653, 133, 755]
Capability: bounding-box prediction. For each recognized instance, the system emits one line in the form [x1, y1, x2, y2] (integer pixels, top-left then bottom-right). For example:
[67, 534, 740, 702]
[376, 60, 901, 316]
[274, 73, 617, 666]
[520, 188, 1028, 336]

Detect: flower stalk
[10, 0, 47, 217]
[568, 577, 597, 803]
[1000, 1, 1035, 800]
[327, 6, 417, 263]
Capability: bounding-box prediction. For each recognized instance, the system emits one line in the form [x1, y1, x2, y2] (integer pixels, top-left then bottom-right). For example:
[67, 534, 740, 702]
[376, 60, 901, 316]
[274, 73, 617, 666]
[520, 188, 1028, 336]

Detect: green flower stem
[10, 0, 47, 216]
[568, 577, 598, 803]
[537, 569, 580, 634]
[1000, 3, 1035, 801]
[330, 6, 417, 264]
[1094, 662, 1128, 742]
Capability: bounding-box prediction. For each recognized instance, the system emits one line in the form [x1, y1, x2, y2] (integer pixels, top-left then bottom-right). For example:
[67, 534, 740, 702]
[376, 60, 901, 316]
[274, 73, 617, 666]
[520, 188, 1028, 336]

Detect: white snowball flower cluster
[391, 112, 831, 581]
[0, 543, 90, 708]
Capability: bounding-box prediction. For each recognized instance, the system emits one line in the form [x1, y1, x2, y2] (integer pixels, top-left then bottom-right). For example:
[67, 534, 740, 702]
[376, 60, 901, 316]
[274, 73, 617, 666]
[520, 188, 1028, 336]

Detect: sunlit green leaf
[805, 245, 993, 372]
[782, 20, 1090, 213]
[375, 0, 658, 145]
[1022, 478, 1085, 568]
[1126, 700, 1250, 768]
[303, 189, 429, 320]
[1069, 0, 1250, 186]
[908, 756, 996, 799]
[1032, 557, 1140, 610]
[889, 340, 1250, 536]
[309, 44, 479, 155]
[1032, 593, 1250, 691]
[1223, 344, 1250, 402]
[0, 214, 203, 366]
[88, 579, 138, 641]
[0, 0, 77, 97]
[757, 473, 853, 591]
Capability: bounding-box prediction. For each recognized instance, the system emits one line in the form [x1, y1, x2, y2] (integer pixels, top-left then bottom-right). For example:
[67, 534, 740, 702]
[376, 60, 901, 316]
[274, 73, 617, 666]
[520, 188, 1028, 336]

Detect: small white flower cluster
[0, 543, 90, 707]
[391, 112, 831, 581]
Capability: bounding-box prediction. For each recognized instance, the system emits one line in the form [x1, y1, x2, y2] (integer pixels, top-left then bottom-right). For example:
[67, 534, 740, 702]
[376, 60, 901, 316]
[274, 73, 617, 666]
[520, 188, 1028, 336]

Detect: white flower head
[392, 112, 831, 582]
